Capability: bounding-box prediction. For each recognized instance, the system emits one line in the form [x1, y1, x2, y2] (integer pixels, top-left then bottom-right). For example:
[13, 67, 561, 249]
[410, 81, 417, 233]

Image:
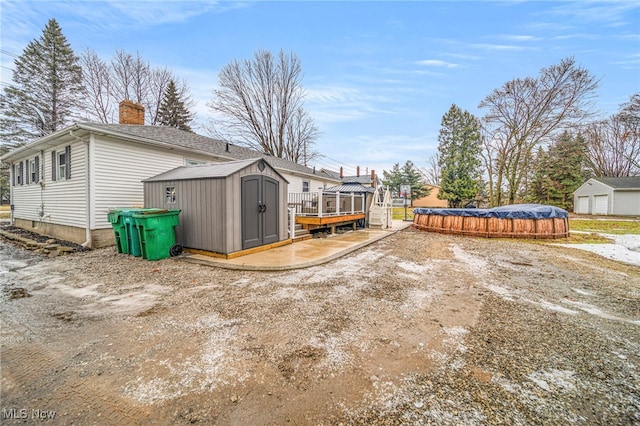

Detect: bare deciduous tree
[585, 93, 640, 176]
[420, 153, 441, 186]
[479, 57, 599, 206]
[80, 49, 114, 123]
[111, 50, 149, 105]
[81, 49, 195, 127]
[208, 49, 319, 164]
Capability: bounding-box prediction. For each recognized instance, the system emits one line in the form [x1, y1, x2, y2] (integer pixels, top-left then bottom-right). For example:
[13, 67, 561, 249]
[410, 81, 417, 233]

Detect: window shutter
[51, 151, 57, 181]
[65, 145, 71, 179]
[35, 156, 40, 183]
[11, 164, 15, 186]
[19, 161, 24, 185]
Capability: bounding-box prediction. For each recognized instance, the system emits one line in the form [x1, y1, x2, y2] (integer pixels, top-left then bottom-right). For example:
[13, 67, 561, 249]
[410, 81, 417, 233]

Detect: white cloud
[499, 35, 542, 42]
[471, 43, 528, 51]
[415, 59, 459, 68]
[305, 84, 401, 124]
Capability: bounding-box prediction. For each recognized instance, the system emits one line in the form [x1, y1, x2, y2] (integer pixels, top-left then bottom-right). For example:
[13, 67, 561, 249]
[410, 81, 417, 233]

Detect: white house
[0, 101, 341, 247]
[573, 177, 640, 216]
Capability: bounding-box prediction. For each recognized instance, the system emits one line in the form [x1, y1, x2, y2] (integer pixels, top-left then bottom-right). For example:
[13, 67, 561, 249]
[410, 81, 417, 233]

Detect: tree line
[0, 19, 318, 160]
[387, 59, 638, 211]
[1, 19, 637, 211]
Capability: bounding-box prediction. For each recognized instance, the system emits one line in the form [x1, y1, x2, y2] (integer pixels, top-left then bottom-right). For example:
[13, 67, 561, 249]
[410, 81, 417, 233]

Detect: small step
[292, 233, 312, 242]
[294, 228, 309, 237]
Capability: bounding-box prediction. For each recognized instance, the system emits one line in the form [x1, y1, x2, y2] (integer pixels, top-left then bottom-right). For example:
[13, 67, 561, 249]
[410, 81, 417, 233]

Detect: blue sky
[1, 1, 639, 176]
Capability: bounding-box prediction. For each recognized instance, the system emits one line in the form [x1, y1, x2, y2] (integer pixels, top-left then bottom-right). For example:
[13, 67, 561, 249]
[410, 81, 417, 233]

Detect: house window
[52, 146, 71, 181]
[58, 151, 66, 180]
[29, 159, 37, 184]
[302, 181, 310, 193]
[15, 163, 23, 186]
[166, 186, 176, 204]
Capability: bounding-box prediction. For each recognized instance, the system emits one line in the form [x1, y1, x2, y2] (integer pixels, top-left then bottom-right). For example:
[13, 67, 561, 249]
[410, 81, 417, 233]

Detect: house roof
[143, 158, 288, 183]
[342, 175, 373, 185]
[0, 122, 341, 183]
[593, 176, 640, 190]
[319, 168, 375, 185]
[324, 183, 376, 193]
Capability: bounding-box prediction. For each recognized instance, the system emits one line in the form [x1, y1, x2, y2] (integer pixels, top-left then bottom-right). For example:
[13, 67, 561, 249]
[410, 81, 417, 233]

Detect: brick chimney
[356, 166, 360, 177]
[371, 169, 375, 187]
[119, 100, 145, 125]
[340, 167, 343, 178]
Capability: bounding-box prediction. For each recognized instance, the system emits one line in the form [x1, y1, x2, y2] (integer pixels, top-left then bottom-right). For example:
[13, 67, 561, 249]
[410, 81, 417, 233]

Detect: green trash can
[108, 208, 165, 256]
[107, 209, 128, 254]
[122, 210, 143, 257]
[133, 210, 181, 261]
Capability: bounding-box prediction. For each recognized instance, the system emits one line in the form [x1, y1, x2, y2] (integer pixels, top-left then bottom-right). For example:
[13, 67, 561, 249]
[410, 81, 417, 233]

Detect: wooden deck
[296, 213, 366, 233]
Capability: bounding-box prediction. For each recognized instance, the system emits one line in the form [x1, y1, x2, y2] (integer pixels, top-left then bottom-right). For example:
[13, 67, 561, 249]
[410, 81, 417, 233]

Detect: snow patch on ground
[558, 234, 640, 267]
[484, 284, 515, 301]
[528, 369, 577, 393]
[536, 299, 580, 315]
[563, 300, 640, 325]
[125, 313, 249, 404]
[451, 245, 490, 273]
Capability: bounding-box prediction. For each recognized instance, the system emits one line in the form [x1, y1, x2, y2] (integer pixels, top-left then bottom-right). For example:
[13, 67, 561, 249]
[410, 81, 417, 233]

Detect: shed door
[594, 195, 608, 215]
[241, 175, 279, 250]
[576, 196, 589, 214]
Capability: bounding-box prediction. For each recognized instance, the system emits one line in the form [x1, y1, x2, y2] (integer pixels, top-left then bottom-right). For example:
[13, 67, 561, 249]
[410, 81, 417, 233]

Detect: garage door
[576, 196, 589, 214]
[594, 195, 608, 215]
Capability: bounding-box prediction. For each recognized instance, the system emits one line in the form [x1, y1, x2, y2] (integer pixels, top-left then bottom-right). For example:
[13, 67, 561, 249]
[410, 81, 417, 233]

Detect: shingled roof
[81, 123, 328, 179]
[593, 176, 640, 190]
[1, 122, 339, 182]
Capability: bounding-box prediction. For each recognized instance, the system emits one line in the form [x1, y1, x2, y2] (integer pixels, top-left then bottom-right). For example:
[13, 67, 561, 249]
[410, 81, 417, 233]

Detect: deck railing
[288, 191, 365, 217]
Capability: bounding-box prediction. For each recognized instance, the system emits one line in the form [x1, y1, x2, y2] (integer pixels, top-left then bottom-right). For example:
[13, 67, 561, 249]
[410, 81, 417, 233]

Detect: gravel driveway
[1, 228, 638, 425]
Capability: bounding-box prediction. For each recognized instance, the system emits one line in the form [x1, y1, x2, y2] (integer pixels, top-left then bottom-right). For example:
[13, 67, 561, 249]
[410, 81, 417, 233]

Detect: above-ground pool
[413, 204, 570, 239]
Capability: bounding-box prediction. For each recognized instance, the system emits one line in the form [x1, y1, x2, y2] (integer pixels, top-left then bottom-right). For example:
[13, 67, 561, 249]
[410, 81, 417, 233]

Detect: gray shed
[143, 158, 289, 255]
[573, 177, 640, 216]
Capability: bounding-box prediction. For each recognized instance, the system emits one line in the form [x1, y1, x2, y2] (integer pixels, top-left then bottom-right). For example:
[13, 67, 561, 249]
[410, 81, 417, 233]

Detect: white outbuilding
[573, 177, 640, 216]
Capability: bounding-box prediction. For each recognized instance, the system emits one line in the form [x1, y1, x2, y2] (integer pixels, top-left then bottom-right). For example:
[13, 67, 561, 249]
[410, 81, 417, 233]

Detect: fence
[288, 191, 365, 217]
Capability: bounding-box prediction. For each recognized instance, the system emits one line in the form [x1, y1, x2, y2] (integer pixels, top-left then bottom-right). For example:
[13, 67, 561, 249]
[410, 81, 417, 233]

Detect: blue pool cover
[413, 204, 569, 219]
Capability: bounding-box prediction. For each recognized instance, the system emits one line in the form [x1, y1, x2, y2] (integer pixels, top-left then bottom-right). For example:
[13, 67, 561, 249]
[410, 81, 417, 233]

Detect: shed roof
[324, 183, 376, 193]
[593, 176, 640, 190]
[143, 158, 288, 183]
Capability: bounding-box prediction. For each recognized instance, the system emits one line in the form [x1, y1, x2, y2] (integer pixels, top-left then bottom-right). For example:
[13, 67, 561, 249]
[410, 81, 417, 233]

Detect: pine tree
[402, 160, 431, 201]
[527, 131, 590, 210]
[0, 19, 85, 145]
[382, 161, 430, 201]
[437, 104, 483, 207]
[382, 163, 404, 197]
[157, 79, 194, 132]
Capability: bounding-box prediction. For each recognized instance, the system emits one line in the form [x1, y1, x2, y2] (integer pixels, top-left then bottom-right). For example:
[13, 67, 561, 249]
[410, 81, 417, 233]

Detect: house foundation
[14, 218, 115, 248]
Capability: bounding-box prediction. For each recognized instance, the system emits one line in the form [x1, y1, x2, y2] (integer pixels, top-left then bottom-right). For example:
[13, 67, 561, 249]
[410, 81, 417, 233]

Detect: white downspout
[69, 130, 92, 247]
[9, 162, 14, 225]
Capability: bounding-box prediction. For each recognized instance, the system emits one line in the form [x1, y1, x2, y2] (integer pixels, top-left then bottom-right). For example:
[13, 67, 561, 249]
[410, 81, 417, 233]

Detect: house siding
[11, 140, 88, 228]
[92, 135, 216, 229]
[613, 191, 640, 216]
[413, 185, 448, 208]
[286, 175, 336, 193]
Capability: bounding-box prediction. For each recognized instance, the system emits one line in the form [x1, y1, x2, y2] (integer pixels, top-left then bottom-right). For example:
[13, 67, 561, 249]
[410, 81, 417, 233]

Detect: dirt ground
[1, 228, 639, 425]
